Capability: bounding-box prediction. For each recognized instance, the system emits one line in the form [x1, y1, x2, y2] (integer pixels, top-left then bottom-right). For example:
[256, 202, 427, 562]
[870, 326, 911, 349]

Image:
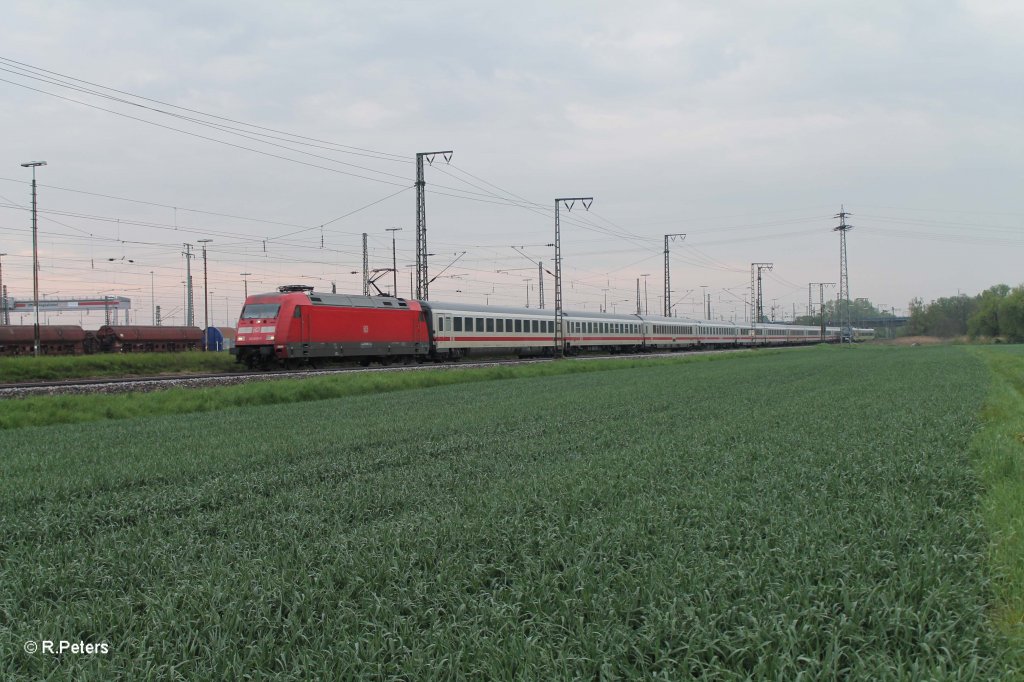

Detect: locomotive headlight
[267, 335, 274, 341]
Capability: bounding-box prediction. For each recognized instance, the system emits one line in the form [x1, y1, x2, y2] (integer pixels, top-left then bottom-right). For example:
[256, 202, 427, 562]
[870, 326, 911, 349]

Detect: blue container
[203, 327, 236, 352]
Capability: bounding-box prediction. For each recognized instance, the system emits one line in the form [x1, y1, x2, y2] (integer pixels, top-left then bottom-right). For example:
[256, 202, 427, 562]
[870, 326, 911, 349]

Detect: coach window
[528, 320, 536, 333]
[496, 319, 504, 333]
[474, 318, 483, 332]
[514, 319, 522, 333]
[486, 318, 494, 333]
[453, 317, 462, 332]
[437, 317, 445, 332]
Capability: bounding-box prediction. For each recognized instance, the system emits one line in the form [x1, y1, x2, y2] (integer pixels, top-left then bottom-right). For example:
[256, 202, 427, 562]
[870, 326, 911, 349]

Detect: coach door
[440, 314, 453, 346]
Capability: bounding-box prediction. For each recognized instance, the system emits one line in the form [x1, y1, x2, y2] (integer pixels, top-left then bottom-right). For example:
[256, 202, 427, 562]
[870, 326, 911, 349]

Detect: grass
[0, 350, 769, 430]
[1, 344, 1017, 679]
[0, 351, 238, 383]
[969, 346, 1024, 657]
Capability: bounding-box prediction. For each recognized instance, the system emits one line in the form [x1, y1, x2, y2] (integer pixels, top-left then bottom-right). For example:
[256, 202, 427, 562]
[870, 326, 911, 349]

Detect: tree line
[906, 284, 1024, 340]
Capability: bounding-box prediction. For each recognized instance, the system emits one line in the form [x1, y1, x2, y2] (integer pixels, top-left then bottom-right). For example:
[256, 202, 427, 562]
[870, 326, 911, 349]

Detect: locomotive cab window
[241, 304, 281, 319]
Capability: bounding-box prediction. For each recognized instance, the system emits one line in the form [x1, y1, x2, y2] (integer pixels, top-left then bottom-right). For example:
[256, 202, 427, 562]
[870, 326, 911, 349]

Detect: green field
[0, 351, 238, 383]
[2, 346, 1020, 679]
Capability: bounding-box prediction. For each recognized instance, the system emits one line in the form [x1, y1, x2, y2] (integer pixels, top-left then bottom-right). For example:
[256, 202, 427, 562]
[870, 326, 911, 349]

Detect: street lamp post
[197, 239, 212, 349]
[385, 228, 402, 296]
[21, 161, 46, 356]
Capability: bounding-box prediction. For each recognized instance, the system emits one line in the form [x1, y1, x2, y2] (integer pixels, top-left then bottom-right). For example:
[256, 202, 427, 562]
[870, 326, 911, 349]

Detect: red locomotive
[234, 285, 429, 368]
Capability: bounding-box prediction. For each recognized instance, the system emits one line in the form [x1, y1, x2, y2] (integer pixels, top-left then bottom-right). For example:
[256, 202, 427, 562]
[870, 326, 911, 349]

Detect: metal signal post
[197, 239, 212, 347]
[554, 196, 593, 357]
[663, 233, 686, 317]
[833, 206, 853, 341]
[182, 243, 195, 326]
[750, 263, 773, 324]
[415, 150, 452, 300]
[810, 282, 836, 340]
[0, 252, 7, 325]
[20, 161, 46, 356]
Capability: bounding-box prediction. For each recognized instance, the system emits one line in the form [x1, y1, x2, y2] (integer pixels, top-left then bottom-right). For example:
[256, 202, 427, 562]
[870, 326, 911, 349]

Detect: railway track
[0, 347, 759, 398]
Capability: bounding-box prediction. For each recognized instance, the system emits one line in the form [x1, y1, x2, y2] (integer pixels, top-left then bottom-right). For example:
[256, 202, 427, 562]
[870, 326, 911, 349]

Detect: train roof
[249, 289, 866, 333]
[250, 291, 417, 311]
[425, 300, 646, 320]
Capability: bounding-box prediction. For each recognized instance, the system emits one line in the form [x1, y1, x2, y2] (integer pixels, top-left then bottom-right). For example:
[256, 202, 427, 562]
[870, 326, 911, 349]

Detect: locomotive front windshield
[240, 304, 281, 320]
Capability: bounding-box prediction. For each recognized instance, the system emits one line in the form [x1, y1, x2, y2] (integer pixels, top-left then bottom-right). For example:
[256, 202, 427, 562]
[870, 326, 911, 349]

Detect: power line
[0, 56, 410, 162]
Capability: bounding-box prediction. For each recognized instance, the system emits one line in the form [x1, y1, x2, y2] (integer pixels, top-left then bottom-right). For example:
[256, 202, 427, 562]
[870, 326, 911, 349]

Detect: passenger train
[233, 285, 874, 368]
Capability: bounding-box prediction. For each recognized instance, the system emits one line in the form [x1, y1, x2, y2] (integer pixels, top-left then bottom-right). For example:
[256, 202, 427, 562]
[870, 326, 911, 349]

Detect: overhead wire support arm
[415, 150, 453, 301]
[427, 251, 467, 286]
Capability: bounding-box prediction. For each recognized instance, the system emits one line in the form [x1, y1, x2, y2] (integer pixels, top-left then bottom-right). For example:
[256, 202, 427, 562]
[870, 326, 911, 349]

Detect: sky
[0, 0, 1021, 328]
